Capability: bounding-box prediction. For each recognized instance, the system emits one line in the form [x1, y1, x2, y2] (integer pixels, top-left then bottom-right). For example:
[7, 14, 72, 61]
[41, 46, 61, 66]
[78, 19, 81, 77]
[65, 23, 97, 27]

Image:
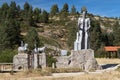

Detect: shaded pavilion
[104, 46, 120, 58]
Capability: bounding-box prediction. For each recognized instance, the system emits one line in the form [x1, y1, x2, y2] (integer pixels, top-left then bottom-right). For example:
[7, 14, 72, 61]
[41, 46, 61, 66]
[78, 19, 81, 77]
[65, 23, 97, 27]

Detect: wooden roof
[104, 46, 120, 51]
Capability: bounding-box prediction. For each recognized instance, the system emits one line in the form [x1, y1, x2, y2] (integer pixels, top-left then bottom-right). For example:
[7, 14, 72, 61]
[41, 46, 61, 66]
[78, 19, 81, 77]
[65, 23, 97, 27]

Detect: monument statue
[74, 7, 90, 50]
[18, 41, 28, 53]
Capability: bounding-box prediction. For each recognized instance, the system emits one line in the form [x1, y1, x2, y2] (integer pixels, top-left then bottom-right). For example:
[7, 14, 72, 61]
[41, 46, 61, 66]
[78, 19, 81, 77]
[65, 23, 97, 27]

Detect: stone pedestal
[33, 54, 38, 69]
[13, 52, 47, 70]
[40, 53, 46, 69]
[13, 53, 28, 71]
[70, 49, 101, 71]
[55, 49, 101, 71]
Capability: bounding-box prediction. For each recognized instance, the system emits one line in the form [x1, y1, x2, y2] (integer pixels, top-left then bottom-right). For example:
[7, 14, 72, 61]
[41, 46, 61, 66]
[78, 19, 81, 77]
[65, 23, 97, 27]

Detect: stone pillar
[42, 53, 46, 68]
[52, 63, 55, 68]
[33, 54, 38, 69]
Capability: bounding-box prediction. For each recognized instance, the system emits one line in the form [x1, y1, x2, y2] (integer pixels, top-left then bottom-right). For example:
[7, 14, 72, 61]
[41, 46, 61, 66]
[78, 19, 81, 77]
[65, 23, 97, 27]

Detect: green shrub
[117, 48, 120, 58]
[46, 55, 57, 67]
[45, 67, 83, 73]
[95, 48, 107, 58]
[0, 49, 17, 63]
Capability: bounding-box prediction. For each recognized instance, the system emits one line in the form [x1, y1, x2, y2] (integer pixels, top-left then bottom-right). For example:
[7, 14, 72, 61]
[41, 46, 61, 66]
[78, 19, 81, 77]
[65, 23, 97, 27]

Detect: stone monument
[55, 7, 102, 71]
[74, 7, 90, 50]
[13, 42, 46, 71]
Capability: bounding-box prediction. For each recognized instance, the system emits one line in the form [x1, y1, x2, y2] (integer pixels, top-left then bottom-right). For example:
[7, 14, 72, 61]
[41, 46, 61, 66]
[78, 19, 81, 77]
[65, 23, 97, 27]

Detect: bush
[45, 67, 83, 73]
[95, 48, 107, 58]
[0, 49, 17, 63]
[46, 55, 57, 67]
[117, 48, 120, 58]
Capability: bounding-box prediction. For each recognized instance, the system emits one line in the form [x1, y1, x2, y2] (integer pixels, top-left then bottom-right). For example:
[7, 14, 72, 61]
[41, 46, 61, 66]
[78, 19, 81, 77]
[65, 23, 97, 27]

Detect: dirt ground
[0, 58, 120, 80]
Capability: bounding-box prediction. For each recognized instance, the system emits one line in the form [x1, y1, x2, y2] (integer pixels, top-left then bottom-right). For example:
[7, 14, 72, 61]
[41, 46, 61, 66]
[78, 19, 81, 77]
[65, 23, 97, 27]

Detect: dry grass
[0, 58, 120, 80]
[96, 58, 120, 64]
[1, 71, 120, 80]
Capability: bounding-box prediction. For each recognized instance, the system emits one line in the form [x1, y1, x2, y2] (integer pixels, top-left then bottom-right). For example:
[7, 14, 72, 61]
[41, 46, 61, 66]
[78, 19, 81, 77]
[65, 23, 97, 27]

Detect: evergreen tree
[6, 19, 21, 46]
[60, 3, 69, 19]
[50, 4, 59, 16]
[16, 5, 21, 18]
[41, 10, 49, 23]
[0, 3, 9, 19]
[23, 2, 34, 26]
[8, 1, 17, 18]
[61, 3, 69, 12]
[0, 19, 21, 50]
[101, 32, 109, 46]
[0, 24, 10, 50]
[113, 21, 120, 45]
[25, 27, 40, 50]
[33, 8, 41, 22]
[24, 2, 30, 12]
[107, 33, 114, 46]
[90, 20, 102, 51]
[71, 5, 76, 15]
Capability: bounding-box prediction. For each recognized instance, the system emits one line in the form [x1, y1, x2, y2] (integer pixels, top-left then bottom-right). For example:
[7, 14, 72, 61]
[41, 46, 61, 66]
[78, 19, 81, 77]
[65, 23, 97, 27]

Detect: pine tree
[61, 3, 69, 12]
[25, 27, 40, 50]
[71, 5, 76, 15]
[23, 2, 34, 26]
[24, 2, 30, 12]
[90, 20, 102, 51]
[33, 8, 41, 22]
[50, 4, 59, 16]
[6, 19, 21, 46]
[42, 10, 49, 23]
[0, 3, 9, 19]
[60, 3, 69, 19]
[0, 19, 21, 50]
[8, 1, 17, 18]
[113, 21, 120, 45]
[0, 24, 10, 50]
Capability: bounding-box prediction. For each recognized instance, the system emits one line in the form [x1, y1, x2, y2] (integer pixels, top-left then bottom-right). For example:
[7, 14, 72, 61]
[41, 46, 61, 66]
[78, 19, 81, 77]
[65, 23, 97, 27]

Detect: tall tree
[50, 4, 59, 16]
[60, 3, 69, 19]
[113, 21, 120, 45]
[25, 27, 40, 50]
[71, 5, 76, 15]
[0, 3, 9, 19]
[24, 2, 30, 12]
[41, 10, 49, 23]
[0, 24, 10, 50]
[90, 20, 102, 51]
[6, 19, 21, 46]
[8, 1, 17, 18]
[61, 3, 69, 12]
[23, 2, 34, 26]
[0, 19, 21, 50]
[33, 8, 41, 22]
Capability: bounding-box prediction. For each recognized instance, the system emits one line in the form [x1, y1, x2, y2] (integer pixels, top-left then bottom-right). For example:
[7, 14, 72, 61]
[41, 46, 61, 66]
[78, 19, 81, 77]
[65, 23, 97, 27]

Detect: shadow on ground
[102, 64, 118, 69]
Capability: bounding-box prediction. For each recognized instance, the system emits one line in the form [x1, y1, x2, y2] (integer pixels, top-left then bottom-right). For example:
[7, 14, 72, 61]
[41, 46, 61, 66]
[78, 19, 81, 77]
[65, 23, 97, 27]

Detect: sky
[0, 0, 120, 17]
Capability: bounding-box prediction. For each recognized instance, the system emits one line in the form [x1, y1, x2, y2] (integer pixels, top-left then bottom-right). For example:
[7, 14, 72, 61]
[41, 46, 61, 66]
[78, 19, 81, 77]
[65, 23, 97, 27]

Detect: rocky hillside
[33, 14, 118, 51]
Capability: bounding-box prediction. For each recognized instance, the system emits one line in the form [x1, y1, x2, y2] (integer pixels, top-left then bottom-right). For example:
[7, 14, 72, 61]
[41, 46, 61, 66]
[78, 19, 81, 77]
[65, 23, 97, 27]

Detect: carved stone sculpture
[74, 7, 90, 50]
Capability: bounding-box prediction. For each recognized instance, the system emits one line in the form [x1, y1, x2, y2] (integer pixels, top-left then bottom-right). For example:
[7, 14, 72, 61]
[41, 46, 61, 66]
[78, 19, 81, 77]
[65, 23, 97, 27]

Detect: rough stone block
[55, 49, 102, 71]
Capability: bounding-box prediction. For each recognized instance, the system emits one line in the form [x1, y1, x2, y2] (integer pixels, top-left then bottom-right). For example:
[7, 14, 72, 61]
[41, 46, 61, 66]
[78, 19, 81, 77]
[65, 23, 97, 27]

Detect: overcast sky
[0, 0, 120, 17]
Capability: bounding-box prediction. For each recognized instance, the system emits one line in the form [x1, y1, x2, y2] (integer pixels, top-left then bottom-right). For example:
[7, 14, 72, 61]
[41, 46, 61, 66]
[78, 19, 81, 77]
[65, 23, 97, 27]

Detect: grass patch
[45, 67, 83, 73]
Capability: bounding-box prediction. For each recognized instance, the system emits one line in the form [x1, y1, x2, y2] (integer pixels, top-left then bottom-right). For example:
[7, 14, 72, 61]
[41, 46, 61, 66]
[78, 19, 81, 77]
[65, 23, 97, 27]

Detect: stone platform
[56, 49, 102, 71]
[13, 52, 46, 70]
